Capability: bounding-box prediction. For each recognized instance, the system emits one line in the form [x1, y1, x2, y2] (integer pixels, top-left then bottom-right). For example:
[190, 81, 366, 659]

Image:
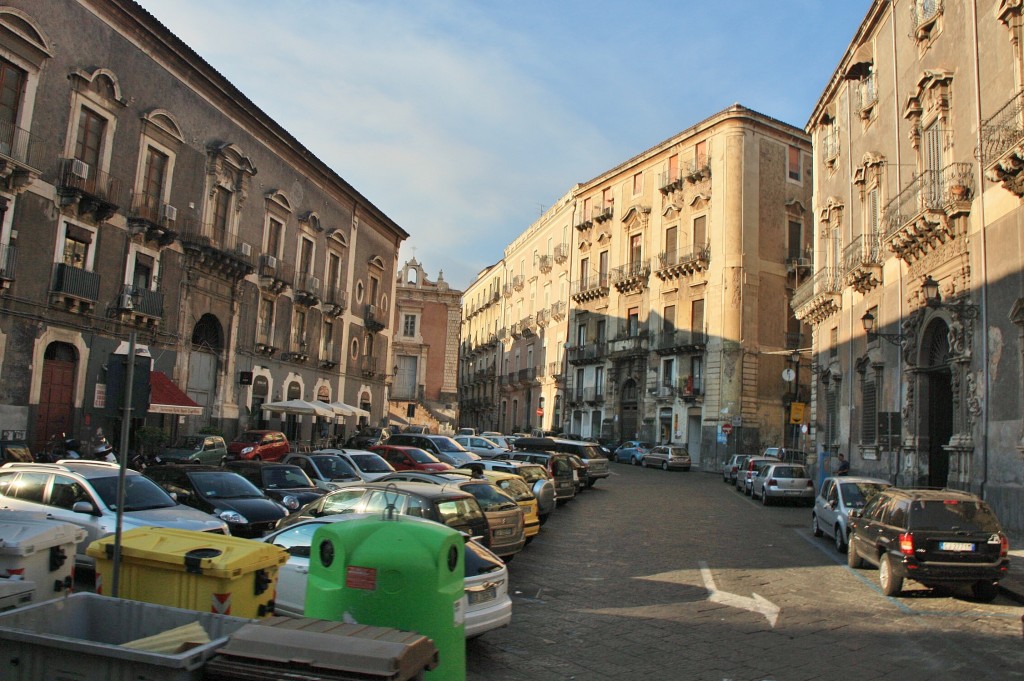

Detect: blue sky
[136, 0, 873, 290]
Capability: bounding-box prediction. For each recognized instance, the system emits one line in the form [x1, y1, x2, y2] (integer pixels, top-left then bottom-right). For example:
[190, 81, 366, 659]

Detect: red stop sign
[536, 408, 544, 416]
[721, 423, 733, 435]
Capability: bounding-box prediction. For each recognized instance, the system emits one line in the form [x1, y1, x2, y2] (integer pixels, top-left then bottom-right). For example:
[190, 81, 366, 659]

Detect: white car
[311, 448, 395, 481]
[262, 514, 512, 638]
[454, 435, 508, 458]
[812, 476, 892, 553]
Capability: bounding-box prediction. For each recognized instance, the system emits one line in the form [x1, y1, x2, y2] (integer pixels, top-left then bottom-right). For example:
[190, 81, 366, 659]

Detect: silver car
[454, 435, 508, 458]
[0, 460, 228, 566]
[642, 445, 691, 471]
[310, 448, 395, 481]
[812, 476, 891, 553]
[462, 459, 556, 523]
[750, 463, 815, 506]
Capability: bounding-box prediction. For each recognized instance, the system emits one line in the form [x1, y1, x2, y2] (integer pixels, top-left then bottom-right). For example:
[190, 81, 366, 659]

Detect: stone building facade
[0, 0, 405, 451]
[796, 0, 1024, 532]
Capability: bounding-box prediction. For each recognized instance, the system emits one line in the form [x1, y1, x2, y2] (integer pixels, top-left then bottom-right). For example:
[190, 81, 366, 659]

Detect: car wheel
[971, 580, 999, 602]
[631, 456, 639, 466]
[847, 540, 864, 569]
[879, 554, 903, 597]
[761, 490, 771, 506]
[812, 514, 823, 537]
[834, 525, 847, 553]
[661, 462, 668, 471]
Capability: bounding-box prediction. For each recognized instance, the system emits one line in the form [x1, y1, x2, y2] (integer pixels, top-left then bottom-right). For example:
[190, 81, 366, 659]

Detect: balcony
[56, 158, 122, 222]
[593, 205, 614, 224]
[882, 163, 973, 262]
[293, 272, 322, 307]
[521, 315, 536, 337]
[0, 120, 42, 193]
[51, 263, 99, 313]
[550, 300, 567, 320]
[350, 355, 380, 378]
[535, 308, 550, 327]
[127, 192, 178, 247]
[821, 127, 840, 170]
[678, 375, 703, 402]
[791, 266, 842, 325]
[611, 260, 651, 294]
[607, 334, 647, 359]
[322, 282, 347, 317]
[111, 284, 164, 327]
[0, 243, 15, 290]
[574, 213, 594, 232]
[656, 243, 710, 281]
[319, 342, 339, 370]
[653, 330, 706, 356]
[686, 156, 711, 182]
[570, 274, 609, 304]
[582, 386, 605, 404]
[502, 283, 514, 298]
[538, 254, 553, 273]
[785, 256, 813, 283]
[567, 343, 606, 366]
[553, 243, 570, 264]
[178, 217, 256, 280]
[981, 88, 1024, 197]
[856, 73, 878, 120]
[548, 361, 563, 381]
[258, 254, 292, 295]
[842, 233, 883, 294]
[912, 0, 942, 41]
[512, 274, 525, 291]
[659, 169, 684, 194]
[364, 304, 386, 333]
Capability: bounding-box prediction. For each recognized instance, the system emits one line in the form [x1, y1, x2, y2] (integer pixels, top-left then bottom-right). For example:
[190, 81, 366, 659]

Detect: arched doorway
[250, 376, 269, 430]
[187, 314, 223, 426]
[620, 378, 639, 441]
[36, 342, 78, 451]
[920, 319, 953, 487]
[284, 381, 301, 442]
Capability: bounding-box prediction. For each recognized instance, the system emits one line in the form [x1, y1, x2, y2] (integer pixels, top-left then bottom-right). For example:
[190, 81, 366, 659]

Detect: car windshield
[496, 477, 533, 502]
[236, 432, 264, 443]
[351, 454, 392, 473]
[311, 456, 358, 479]
[189, 471, 264, 499]
[840, 482, 889, 508]
[517, 465, 547, 483]
[406, 448, 440, 464]
[434, 438, 468, 453]
[772, 466, 807, 478]
[90, 474, 177, 511]
[908, 499, 1003, 532]
[577, 445, 604, 459]
[462, 483, 519, 511]
[170, 436, 204, 450]
[263, 466, 314, 488]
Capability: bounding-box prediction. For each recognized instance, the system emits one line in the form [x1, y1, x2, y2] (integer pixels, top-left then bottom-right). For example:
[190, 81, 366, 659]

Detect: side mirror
[71, 501, 96, 515]
[849, 509, 862, 519]
[286, 545, 311, 558]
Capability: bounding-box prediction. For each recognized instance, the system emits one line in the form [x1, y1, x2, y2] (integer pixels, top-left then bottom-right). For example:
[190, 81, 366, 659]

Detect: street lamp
[861, 310, 904, 346]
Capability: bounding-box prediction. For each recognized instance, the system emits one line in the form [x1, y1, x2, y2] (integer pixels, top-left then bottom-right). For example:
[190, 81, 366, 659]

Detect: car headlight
[281, 495, 299, 510]
[216, 509, 247, 524]
[241, 446, 255, 455]
[324, 482, 342, 491]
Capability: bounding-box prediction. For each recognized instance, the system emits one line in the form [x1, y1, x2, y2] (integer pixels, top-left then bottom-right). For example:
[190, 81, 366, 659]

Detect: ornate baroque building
[797, 0, 1024, 532]
[0, 0, 406, 450]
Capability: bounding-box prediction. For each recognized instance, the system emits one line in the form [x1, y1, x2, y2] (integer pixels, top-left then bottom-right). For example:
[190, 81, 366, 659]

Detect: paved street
[468, 465, 1024, 681]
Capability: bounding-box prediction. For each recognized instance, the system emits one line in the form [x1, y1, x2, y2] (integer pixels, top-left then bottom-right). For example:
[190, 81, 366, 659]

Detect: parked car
[735, 455, 780, 495]
[227, 430, 290, 462]
[375, 471, 526, 560]
[223, 460, 324, 511]
[457, 428, 477, 436]
[500, 451, 576, 506]
[454, 435, 508, 458]
[812, 476, 892, 553]
[511, 437, 610, 488]
[312, 448, 395, 481]
[145, 465, 289, 538]
[370, 444, 452, 472]
[276, 481, 492, 549]
[723, 454, 753, 484]
[282, 452, 360, 491]
[159, 434, 228, 465]
[847, 487, 1010, 600]
[449, 468, 540, 543]
[750, 462, 814, 506]
[761, 447, 808, 465]
[262, 514, 512, 637]
[344, 427, 390, 449]
[613, 441, 653, 465]
[463, 459, 556, 524]
[385, 434, 482, 467]
[0, 460, 228, 566]
[481, 434, 516, 451]
[642, 445, 691, 471]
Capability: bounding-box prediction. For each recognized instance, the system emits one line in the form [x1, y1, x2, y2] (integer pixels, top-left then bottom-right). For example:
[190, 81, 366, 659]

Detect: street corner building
[0, 0, 408, 452]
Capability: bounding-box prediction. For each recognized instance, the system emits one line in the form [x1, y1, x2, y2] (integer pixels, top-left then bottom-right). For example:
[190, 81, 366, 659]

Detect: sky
[134, 0, 874, 291]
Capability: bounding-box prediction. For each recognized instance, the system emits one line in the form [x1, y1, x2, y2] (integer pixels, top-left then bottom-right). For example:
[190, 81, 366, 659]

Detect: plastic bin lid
[85, 528, 288, 577]
[0, 516, 87, 556]
[211, 616, 439, 678]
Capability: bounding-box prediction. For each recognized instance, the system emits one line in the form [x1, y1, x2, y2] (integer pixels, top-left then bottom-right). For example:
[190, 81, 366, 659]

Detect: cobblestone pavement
[467, 465, 1024, 681]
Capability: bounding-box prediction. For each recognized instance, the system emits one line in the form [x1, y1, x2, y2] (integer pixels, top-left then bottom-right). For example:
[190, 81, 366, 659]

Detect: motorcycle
[36, 433, 81, 463]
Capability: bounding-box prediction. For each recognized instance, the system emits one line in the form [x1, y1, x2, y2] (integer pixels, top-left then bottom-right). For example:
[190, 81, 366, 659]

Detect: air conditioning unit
[238, 243, 253, 257]
[118, 293, 134, 310]
[70, 159, 90, 180]
[311, 276, 321, 290]
[264, 255, 278, 270]
[161, 204, 177, 223]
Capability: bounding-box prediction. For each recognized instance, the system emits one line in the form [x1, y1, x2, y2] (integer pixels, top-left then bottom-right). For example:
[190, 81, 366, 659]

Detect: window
[403, 314, 416, 337]
[266, 218, 282, 257]
[693, 215, 706, 248]
[632, 172, 643, 196]
[598, 251, 608, 284]
[691, 299, 704, 342]
[595, 366, 605, 397]
[830, 327, 839, 358]
[292, 309, 306, 350]
[576, 323, 586, 347]
[788, 145, 802, 182]
[574, 369, 584, 400]
[62, 224, 93, 269]
[579, 257, 589, 286]
[141, 146, 168, 206]
[662, 358, 674, 387]
[601, 187, 612, 208]
[596, 319, 606, 344]
[664, 226, 677, 263]
[327, 252, 341, 289]
[629, 234, 642, 266]
[788, 220, 802, 261]
[0, 58, 25, 127]
[370, 275, 380, 306]
[868, 187, 880, 235]
[663, 305, 676, 334]
[133, 252, 154, 290]
[627, 307, 639, 337]
[691, 356, 703, 390]
[75, 106, 105, 168]
[212, 185, 231, 244]
[860, 372, 877, 445]
[258, 298, 274, 344]
[299, 237, 313, 275]
[695, 140, 707, 167]
[668, 155, 679, 183]
[322, 319, 334, 358]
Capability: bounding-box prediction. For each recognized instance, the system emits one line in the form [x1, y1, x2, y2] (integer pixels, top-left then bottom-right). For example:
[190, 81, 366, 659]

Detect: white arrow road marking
[698, 561, 780, 627]
[581, 564, 780, 628]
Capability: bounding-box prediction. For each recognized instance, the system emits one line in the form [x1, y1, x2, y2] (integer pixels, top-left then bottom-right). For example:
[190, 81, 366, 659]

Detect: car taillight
[1000, 533, 1009, 558]
[767, 478, 777, 487]
[898, 532, 914, 555]
[806, 480, 814, 488]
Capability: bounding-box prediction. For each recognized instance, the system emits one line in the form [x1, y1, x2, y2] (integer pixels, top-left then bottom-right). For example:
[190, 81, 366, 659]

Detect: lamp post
[861, 310, 904, 346]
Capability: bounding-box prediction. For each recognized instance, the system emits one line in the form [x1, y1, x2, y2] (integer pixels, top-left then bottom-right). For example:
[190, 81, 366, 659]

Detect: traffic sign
[721, 423, 733, 436]
[536, 408, 543, 416]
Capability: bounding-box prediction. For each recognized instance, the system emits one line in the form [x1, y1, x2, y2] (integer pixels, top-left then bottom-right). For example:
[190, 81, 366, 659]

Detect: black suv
[847, 487, 1010, 600]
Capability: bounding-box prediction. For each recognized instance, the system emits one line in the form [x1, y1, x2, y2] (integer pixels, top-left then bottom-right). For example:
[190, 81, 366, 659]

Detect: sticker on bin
[212, 592, 232, 614]
[1, 568, 25, 579]
[346, 566, 377, 590]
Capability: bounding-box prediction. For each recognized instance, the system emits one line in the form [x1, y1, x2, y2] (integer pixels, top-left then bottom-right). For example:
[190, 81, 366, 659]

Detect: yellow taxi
[454, 468, 541, 543]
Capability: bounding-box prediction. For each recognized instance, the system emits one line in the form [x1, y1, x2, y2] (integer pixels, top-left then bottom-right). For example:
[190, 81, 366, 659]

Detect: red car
[370, 444, 452, 472]
[227, 430, 290, 462]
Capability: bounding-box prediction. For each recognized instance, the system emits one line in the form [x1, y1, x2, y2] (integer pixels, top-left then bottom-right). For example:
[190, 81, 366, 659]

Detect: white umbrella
[261, 399, 335, 418]
[329, 401, 369, 418]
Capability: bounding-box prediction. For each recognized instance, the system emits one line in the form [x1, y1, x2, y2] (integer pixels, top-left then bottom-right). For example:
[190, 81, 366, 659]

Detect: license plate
[939, 541, 974, 552]
[468, 587, 496, 605]
[495, 527, 515, 537]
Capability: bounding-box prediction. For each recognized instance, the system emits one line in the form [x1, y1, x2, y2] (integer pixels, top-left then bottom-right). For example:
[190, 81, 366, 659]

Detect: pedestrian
[836, 452, 850, 476]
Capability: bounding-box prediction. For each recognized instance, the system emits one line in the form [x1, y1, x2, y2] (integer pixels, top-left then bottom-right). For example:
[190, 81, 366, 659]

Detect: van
[457, 427, 477, 436]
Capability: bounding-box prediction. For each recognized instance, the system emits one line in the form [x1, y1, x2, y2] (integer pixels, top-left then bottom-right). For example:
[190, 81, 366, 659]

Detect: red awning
[149, 371, 203, 416]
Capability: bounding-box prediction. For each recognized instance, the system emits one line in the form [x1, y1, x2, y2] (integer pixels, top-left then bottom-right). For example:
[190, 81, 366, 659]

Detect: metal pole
[111, 331, 136, 598]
